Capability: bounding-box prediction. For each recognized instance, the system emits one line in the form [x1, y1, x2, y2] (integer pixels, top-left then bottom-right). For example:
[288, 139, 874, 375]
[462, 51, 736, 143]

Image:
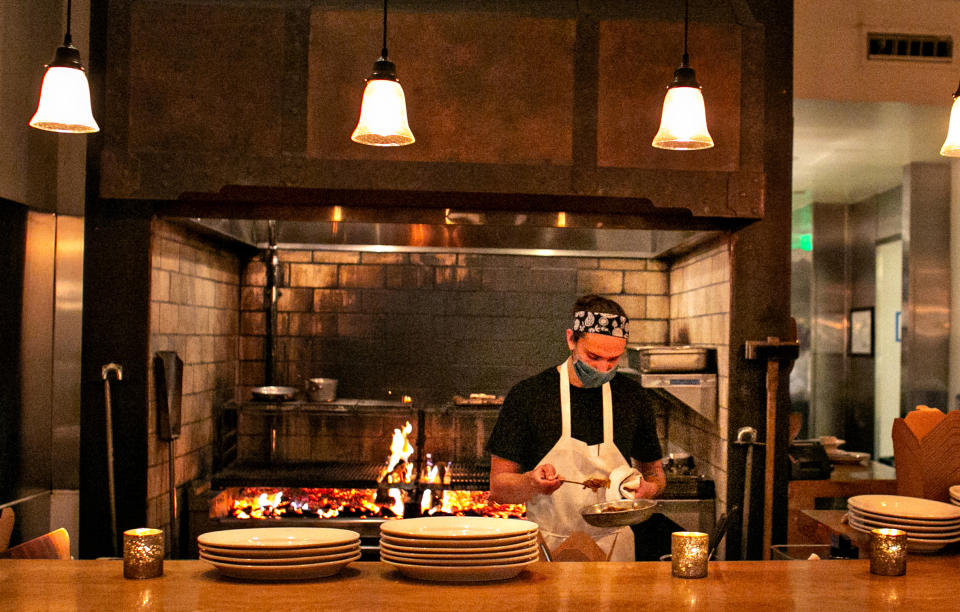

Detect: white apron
[526, 358, 635, 561]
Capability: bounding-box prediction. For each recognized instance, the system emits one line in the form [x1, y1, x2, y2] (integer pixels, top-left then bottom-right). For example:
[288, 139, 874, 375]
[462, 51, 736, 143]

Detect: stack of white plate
[847, 494, 960, 553]
[949, 485, 960, 507]
[379, 516, 539, 582]
[197, 527, 360, 580]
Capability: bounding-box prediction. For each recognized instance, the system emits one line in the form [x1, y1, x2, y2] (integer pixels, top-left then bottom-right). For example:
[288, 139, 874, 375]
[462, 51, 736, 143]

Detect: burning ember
[230, 487, 525, 520]
[231, 488, 404, 520]
[420, 489, 525, 519]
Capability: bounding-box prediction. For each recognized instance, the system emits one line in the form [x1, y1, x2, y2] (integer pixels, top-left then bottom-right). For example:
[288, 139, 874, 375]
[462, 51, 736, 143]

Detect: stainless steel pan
[251, 385, 298, 401]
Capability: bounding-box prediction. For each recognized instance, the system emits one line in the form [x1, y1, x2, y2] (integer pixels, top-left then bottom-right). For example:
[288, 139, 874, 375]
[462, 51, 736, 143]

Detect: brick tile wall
[239, 249, 671, 407]
[146, 221, 241, 535]
[666, 237, 732, 513]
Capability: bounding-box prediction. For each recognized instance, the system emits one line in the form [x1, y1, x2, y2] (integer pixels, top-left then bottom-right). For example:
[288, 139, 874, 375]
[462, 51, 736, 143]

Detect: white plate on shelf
[846, 521, 960, 553]
[199, 542, 359, 558]
[847, 512, 960, 535]
[847, 514, 960, 538]
[380, 517, 538, 539]
[847, 495, 960, 521]
[380, 556, 537, 582]
[848, 506, 960, 527]
[205, 551, 361, 580]
[197, 527, 359, 549]
[379, 532, 536, 549]
[200, 547, 360, 566]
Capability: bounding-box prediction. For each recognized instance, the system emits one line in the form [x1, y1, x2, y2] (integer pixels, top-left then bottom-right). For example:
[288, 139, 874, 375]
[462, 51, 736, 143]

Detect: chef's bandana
[572, 311, 629, 339]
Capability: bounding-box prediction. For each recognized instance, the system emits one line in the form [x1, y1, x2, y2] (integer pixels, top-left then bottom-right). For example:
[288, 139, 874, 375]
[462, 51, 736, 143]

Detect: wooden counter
[788, 461, 897, 543]
[2, 559, 958, 610]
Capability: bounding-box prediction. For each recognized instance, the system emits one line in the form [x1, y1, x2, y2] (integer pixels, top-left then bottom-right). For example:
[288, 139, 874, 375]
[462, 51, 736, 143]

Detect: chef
[487, 294, 665, 561]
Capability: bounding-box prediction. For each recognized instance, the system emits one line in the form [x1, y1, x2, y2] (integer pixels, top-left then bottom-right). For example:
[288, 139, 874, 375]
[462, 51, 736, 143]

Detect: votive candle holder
[869, 528, 907, 576]
[671, 531, 708, 579]
[123, 528, 164, 579]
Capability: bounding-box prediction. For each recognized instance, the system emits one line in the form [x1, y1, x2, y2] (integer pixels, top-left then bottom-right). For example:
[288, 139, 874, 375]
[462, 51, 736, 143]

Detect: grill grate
[211, 461, 491, 490]
[211, 462, 385, 489]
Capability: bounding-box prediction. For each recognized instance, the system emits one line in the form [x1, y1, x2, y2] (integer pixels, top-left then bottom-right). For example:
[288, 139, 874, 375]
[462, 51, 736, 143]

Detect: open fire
[230, 487, 524, 520]
[228, 421, 525, 520]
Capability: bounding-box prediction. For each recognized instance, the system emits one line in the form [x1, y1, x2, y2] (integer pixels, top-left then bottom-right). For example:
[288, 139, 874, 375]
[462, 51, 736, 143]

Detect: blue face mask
[573, 358, 618, 388]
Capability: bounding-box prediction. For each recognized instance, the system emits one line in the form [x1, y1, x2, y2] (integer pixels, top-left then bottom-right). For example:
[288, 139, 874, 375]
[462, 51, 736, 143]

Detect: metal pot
[305, 377, 337, 402]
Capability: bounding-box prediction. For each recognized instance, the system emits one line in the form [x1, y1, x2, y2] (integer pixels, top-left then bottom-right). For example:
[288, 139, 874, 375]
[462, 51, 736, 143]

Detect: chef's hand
[623, 476, 660, 499]
[526, 464, 564, 496]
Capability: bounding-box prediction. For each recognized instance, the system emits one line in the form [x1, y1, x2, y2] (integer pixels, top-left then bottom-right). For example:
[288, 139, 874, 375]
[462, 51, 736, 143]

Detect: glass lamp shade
[350, 78, 414, 146]
[940, 96, 960, 157]
[29, 65, 99, 133]
[652, 86, 714, 150]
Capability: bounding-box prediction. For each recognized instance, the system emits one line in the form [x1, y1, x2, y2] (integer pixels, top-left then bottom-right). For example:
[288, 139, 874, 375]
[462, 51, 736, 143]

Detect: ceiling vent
[868, 32, 952, 62]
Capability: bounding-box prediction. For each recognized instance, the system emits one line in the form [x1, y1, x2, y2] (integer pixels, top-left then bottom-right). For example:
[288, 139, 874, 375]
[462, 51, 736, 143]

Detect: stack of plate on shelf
[379, 516, 540, 582]
[197, 527, 360, 580]
[847, 494, 960, 553]
[950, 485, 960, 507]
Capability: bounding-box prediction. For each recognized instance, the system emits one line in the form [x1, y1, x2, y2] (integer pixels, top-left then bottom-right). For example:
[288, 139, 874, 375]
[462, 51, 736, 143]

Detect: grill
[191, 398, 715, 562]
[187, 402, 508, 560]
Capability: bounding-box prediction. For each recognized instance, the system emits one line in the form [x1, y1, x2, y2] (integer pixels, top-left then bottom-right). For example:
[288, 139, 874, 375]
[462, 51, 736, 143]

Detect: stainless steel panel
[657, 498, 716, 535]
[189, 218, 705, 259]
[901, 163, 950, 412]
[809, 203, 848, 436]
[19, 211, 55, 493]
[52, 215, 84, 490]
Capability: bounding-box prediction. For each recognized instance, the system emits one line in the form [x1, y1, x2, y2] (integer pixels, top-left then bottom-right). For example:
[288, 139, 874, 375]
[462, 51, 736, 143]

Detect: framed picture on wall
[849, 307, 874, 356]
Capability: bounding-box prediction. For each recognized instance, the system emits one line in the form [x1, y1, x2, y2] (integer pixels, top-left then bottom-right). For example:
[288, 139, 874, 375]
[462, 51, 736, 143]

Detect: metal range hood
[181, 216, 720, 259]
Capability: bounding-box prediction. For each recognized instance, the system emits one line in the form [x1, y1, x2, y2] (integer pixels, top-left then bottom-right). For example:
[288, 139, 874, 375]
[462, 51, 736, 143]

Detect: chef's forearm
[489, 471, 539, 504]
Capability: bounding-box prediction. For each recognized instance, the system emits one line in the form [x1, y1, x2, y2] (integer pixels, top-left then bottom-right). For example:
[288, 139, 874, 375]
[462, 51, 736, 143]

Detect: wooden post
[762, 357, 778, 560]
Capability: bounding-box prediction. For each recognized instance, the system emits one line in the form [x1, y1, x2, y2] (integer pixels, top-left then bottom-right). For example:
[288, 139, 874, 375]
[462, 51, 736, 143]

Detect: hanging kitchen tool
[745, 337, 799, 560]
[101, 362, 124, 558]
[734, 427, 762, 559]
[153, 351, 183, 558]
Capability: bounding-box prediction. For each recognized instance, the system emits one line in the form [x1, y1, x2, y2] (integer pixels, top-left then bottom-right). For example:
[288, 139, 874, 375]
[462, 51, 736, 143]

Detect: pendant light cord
[682, 0, 689, 66]
[65, 0, 73, 45]
[381, 0, 388, 59]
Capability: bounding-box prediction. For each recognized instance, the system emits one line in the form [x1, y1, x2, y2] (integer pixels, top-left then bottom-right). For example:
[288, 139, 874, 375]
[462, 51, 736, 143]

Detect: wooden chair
[0, 527, 71, 560]
[0, 507, 14, 552]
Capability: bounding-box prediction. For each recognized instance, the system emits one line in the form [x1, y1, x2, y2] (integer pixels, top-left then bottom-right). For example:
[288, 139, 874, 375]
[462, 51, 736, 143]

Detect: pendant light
[652, 0, 713, 150]
[350, 0, 414, 146]
[29, 0, 99, 133]
[939, 80, 960, 156]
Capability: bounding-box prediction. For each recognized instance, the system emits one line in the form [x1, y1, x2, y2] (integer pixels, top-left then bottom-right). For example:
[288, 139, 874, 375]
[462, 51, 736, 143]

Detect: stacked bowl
[379, 516, 539, 582]
[950, 485, 960, 507]
[197, 527, 361, 580]
[847, 494, 960, 553]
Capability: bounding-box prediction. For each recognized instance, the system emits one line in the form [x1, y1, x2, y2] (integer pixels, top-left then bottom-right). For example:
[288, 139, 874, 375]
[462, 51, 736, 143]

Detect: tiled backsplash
[667, 241, 732, 511]
[146, 220, 241, 533]
[238, 251, 672, 406]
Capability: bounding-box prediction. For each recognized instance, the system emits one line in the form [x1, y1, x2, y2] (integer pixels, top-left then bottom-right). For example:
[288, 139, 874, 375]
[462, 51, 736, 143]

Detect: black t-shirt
[486, 366, 663, 472]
